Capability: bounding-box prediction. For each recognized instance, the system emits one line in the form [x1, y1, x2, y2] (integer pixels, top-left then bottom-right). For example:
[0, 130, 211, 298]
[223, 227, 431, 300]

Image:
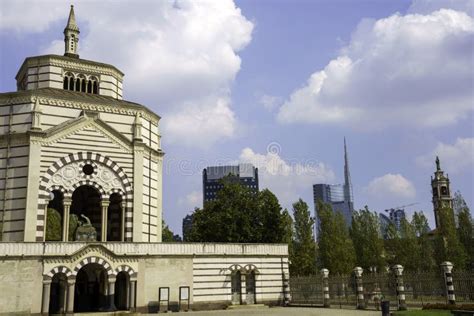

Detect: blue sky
[1, 0, 473, 235]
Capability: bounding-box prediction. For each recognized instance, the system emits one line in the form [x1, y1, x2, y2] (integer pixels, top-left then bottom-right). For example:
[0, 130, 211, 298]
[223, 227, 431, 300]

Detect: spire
[343, 137, 354, 206]
[65, 5, 79, 32]
[64, 5, 80, 58]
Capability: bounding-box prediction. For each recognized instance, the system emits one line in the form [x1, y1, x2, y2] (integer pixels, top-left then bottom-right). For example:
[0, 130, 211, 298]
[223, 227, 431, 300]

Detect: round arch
[37, 152, 133, 241]
[73, 256, 114, 277]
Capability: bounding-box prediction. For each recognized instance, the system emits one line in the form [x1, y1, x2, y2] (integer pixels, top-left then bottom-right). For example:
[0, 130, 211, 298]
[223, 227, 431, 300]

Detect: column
[392, 265, 407, 310]
[241, 272, 247, 304]
[132, 143, 145, 242]
[23, 137, 42, 241]
[66, 280, 75, 314]
[107, 276, 117, 311]
[129, 280, 137, 311]
[101, 200, 110, 242]
[125, 279, 130, 310]
[353, 267, 365, 310]
[62, 198, 71, 241]
[441, 261, 456, 305]
[41, 281, 51, 314]
[121, 201, 126, 242]
[321, 268, 330, 308]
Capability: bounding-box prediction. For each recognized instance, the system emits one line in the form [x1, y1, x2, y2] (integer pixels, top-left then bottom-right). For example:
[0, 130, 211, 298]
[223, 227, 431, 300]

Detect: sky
[0, 0, 473, 235]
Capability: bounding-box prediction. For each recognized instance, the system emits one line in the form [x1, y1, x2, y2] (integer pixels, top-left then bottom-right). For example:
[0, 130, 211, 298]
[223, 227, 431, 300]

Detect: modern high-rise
[203, 163, 259, 202]
[313, 138, 354, 235]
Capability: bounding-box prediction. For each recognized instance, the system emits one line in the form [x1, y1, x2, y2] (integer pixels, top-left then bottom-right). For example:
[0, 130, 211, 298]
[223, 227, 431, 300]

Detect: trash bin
[381, 300, 390, 316]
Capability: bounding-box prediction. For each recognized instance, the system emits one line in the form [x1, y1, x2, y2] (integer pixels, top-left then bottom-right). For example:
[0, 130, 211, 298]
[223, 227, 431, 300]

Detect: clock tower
[431, 156, 454, 229]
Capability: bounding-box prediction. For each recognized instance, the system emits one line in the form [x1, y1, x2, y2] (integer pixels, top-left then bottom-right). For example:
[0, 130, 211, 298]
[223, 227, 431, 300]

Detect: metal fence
[289, 269, 474, 309]
[289, 275, 324, 306]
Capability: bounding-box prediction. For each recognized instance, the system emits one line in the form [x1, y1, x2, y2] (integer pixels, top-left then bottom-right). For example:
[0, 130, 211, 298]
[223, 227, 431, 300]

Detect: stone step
[227, 304, 269, 310]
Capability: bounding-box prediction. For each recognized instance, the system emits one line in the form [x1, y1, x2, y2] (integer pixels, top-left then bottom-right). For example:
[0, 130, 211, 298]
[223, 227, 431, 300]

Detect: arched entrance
[46, 190, 64, 241]
[246, 270, 256, 305]
[115, 271, 130, 310]
[231, 271, 242, 305]
[49, 273, 67, 313]
[71, 185, 102, 240]
[107, 193, 123, 241]
[74, 263, 108, 312]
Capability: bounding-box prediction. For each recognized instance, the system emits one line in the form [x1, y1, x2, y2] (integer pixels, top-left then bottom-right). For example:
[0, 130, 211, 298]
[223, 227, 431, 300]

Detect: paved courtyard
[165, 307, 381, 316]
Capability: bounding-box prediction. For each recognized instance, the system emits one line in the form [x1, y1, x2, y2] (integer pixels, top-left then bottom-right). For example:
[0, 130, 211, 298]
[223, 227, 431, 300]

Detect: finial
[436, 156, 440, 171]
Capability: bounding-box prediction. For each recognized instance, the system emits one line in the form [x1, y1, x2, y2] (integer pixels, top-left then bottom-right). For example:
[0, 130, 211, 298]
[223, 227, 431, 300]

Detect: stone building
[0, 6, 289, 314]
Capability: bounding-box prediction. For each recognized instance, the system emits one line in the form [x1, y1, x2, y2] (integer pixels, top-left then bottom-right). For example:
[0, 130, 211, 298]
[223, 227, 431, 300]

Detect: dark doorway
[49, 273, 67, 313]
[71, 185, 102, 240]
[74, 263, 108, 312]
[46, 190, 64, 241]
[115, 271, 129, 310]
[246, 271, 256, 305]
[231, 271, 242, 305]
[107, 193, 123, 241]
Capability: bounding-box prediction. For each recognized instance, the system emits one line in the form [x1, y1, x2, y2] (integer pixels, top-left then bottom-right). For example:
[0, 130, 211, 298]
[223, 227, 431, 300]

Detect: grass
[393, 310, 452, 316]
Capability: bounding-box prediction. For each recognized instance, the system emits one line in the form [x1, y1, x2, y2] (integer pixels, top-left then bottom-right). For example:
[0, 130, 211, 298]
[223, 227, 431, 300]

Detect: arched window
[87, 80, 92, 93]
[63, 72, 74, 91]
[76, 75, 86, 93]
[90, 76, 99, 94]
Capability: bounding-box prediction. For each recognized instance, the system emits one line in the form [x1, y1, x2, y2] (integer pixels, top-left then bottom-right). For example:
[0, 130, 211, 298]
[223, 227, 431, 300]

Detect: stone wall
[0, 242, 289, 314]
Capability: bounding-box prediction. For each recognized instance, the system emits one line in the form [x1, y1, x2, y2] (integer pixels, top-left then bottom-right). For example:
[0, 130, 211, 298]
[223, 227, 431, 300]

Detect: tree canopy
[187, 179, 287, 243]
[291, 199, 317, 275]
[317, 200, 356, 274]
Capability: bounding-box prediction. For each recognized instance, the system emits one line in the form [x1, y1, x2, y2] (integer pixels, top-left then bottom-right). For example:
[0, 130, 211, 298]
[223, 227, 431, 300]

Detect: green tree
[281, 208, 294, 260]
[434, 207, 467, 268]
[46, 208, 62, 241]
[412, 211, 436, 271]
[68, 214, 79, 241]
[188, 178, 286, 243]
[457, 206, 474, 269]
[162, 220, 181, 242]
[317, 200, 355, 274]
[350, 207, 386, 271]
[291, 199, 317, 275]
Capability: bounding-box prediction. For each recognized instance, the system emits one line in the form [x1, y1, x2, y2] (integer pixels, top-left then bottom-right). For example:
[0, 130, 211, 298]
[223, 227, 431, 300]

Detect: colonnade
[41, 272, 137, 314]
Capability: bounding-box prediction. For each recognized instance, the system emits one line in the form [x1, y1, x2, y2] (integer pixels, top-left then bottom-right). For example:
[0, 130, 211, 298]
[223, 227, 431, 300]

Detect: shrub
[423, 303, 474, 311]
[46, 208, 62, 241]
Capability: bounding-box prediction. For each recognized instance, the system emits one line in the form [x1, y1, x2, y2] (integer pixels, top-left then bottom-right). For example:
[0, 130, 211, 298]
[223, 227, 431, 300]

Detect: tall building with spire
[313, 139, 355, 236]
[431, 156, 454, 229]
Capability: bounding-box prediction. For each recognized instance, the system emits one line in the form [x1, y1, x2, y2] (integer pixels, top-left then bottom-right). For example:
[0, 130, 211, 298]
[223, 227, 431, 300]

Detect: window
[63, 72, 100, 94]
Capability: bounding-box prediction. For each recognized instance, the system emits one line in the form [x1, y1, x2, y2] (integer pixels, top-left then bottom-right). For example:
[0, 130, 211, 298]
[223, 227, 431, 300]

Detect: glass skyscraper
[313, 138, 354, 237]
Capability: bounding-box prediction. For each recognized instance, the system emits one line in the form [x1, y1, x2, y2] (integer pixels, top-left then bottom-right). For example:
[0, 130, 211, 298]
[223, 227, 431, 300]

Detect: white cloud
[239, 147, 335, 208]
[258, 94, 282, 111]
[1, 1, 253, 147]
[366, 174, 416, 200]
[277, 9, 474, 130]
[408, 0, 474, 16]
[416, 137, 474, 173]
[178, 190, 201, 209]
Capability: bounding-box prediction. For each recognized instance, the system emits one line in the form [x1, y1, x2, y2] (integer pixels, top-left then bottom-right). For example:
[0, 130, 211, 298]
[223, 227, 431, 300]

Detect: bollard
[353, 267, 365, 310]
[381, 300, 390, 316]
[392, 264, 407, 311]
[321, 268, 330, 308]
[441, 261, 456, 305]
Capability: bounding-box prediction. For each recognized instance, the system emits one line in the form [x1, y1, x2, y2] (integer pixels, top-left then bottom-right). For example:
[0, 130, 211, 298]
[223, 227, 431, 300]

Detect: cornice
[0, 94, 159, 125]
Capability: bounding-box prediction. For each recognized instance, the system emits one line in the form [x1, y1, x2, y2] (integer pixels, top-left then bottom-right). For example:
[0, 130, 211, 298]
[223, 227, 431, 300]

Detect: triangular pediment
[41, 115, 133, 153]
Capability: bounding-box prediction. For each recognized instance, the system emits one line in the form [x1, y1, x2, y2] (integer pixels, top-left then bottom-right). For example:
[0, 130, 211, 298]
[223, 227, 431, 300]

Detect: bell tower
[431, 156, 454, 229]
[64, 5, 80, 58]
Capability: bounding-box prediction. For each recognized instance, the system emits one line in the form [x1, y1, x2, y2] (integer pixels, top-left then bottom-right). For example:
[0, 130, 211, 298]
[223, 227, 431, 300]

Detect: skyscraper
[203, 163, 259, 202]
[313, 138, 354, 236]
